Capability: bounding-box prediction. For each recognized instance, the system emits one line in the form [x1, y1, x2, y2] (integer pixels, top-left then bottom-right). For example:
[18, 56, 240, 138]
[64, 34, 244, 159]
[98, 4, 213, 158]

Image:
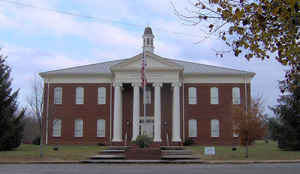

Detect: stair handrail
[124, 132, 128, 146]
[166, 132, 169, 146]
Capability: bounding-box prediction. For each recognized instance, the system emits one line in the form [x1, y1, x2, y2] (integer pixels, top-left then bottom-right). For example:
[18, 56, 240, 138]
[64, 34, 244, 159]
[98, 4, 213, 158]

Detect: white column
[112, 82, 122, 142]
[153, 82, 162, 142]
[172, 82, 181, 142]
[131, 82, 140, 141]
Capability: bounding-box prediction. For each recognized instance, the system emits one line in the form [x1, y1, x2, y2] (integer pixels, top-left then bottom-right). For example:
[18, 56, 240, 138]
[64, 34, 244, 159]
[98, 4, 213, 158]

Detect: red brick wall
[183, 83, 250, 145]
[42, 83, 112, 145]
[42, 82, 251, 146]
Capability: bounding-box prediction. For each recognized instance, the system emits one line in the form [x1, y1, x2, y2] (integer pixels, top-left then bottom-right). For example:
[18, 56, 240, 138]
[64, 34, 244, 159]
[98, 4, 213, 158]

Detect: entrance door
[139, 117, 154, 138]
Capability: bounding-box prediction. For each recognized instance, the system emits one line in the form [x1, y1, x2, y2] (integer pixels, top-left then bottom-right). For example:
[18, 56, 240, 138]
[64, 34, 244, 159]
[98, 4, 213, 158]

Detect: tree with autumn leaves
[177, 0, 300, 84]
[232, 97, 266, 158]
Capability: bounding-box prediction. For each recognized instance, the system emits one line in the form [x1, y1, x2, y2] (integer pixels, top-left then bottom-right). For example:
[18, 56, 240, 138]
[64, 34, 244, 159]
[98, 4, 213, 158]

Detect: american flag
[141, 51, 147, 88]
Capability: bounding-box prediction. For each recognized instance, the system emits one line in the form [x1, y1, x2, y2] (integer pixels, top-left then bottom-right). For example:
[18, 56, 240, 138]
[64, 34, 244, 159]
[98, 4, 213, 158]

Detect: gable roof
[39, 52, 255, 77]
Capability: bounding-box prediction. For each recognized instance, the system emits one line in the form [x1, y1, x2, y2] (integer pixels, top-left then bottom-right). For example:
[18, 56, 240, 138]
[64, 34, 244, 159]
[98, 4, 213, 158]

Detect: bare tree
[27, 76, 44, 130]
[27, 76, 44, 157]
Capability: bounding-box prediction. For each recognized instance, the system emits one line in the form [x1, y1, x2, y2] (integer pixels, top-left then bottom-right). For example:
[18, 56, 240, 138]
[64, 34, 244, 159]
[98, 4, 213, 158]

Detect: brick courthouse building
[40, 27, 255, 146]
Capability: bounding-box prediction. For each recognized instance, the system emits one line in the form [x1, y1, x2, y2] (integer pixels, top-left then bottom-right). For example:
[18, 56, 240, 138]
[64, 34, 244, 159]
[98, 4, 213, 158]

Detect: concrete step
[89, 154, 125, 160]
[161, 150, 193, 155]
[101, 149, 125, 154]
[160, 146, 185, 150]
[161, 155, 200, 160]
[107, 146, 128, 150]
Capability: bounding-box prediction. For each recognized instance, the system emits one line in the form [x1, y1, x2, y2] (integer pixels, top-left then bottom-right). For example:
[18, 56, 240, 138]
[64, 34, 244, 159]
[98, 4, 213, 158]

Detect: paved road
[0, 164, 299, 174]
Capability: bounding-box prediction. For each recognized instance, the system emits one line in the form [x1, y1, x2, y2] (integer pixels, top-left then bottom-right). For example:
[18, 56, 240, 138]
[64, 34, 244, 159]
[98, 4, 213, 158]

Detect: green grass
[0, 144, 105, 162]
[1, 141, 300, 162]
[186, 140, 300, 160]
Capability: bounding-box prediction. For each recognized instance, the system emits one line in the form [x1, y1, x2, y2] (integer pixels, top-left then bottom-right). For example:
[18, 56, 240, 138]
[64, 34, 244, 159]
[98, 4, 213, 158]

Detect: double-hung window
[98, 87, 106, 104]
[52, 119, 61, 137]
[211, 119, 220, 137]
[74, 119, 83, 137]
[188, 119, 197, 137]
[188, 87, 197, 104]
[232, 87, 241, 104]
[97, 119, 105, 137]
[210, 87, 219, 104]
[76, 87, 84, 104]
[54, 87, 62, 104]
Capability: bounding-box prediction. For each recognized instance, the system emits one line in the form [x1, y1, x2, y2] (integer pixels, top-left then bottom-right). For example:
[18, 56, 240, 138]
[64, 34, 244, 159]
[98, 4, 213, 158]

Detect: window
[147, 38, 150, 45]
[74, 119, 83, 137]
[210, 87, 219, 104]
[97, 119, 105, 137]
[54, 87, 62, 104]
[76, 87, 84, 104]
[232, 87, 241, 104]
[52, 119, 61, 137]
[145, 88, 151, 104]
[98, 87, 106, 104]
[211, 119, 220, 137]
[188, 119, 197, 137]
[188, 87, 197, 104]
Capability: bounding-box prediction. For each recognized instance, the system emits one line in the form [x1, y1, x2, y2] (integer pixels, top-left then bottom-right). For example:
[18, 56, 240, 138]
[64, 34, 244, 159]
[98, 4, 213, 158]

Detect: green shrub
[133, 135, 153, 148]
[97, 142, 106, 146]
[32, 136, 40, 145]
[183, 137, 194, 146]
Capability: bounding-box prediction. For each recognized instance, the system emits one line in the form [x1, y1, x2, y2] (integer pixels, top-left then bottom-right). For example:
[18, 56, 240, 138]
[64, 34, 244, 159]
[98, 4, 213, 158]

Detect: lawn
[1, 141, 300, 162]
[0, 144, 105, 162]
[186, 140, 300, 160]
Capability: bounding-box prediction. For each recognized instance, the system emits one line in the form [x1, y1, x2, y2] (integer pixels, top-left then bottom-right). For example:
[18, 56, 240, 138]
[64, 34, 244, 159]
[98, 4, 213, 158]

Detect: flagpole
[143, 50, 146, 135]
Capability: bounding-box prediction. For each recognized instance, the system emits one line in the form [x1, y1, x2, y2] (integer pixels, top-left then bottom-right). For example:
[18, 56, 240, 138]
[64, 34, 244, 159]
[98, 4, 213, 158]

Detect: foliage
[270, 78, 300, 150]
[32, 136, 41, 145]
[183, 137, 194, 146]
[23, 116, 40, 144]
[266, 117, 282, 141]
[177, 0, 300, 83]
[133, 135, 153, 148]
[0, 52, 25, 151]
[97, 142, 106, 146]
[232, 97, 267, 146]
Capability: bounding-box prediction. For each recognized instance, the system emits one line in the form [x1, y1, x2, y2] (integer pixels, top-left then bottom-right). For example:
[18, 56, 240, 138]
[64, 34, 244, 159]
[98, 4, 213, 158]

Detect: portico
[110, 53, 184, 144]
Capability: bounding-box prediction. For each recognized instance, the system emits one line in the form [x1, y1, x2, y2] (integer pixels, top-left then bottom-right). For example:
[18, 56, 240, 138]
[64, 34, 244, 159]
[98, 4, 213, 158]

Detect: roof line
[39, 57, 133, 75]
[162, 57, 253, 74]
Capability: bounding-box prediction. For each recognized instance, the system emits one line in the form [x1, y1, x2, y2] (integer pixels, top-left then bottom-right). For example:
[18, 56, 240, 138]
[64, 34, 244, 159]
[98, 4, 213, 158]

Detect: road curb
[1, 160, 300, 165]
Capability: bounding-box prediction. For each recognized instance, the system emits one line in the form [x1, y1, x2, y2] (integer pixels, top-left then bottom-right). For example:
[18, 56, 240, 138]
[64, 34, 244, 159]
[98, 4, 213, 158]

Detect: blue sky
[0, 0, 286, 116]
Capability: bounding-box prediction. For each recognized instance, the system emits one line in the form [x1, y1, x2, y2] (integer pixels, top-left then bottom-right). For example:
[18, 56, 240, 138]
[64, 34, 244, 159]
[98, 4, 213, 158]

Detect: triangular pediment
[110, 52, 184, 72]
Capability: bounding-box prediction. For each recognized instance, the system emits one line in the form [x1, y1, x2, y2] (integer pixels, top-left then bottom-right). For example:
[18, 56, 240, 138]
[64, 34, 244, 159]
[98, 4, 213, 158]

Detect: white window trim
[210, 87, 219, 104]
[232, 87, 241, 105]
[76, 87, 84, 105]
[211, 119, 220, 137]
[188, 119, 197, 138]
[52, 119, 61, 137]
[74, 119, 83, 137]
[98, 87, 106, 104]
[97, 119, 105, 137]
[188, 87, 197, 105]
[54, 87, 62, 104]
